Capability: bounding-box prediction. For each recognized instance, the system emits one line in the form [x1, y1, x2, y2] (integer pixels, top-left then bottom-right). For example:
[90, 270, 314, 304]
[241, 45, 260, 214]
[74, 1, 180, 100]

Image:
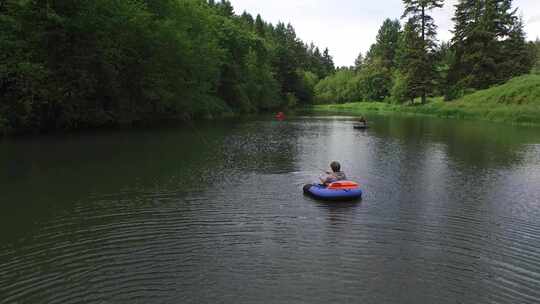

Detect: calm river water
[1, 115, 540, 303]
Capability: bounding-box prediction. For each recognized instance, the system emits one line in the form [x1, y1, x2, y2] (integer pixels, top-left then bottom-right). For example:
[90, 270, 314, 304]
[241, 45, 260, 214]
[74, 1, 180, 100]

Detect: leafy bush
[390, 71, 410, 103]
[314, 69, 362, 104]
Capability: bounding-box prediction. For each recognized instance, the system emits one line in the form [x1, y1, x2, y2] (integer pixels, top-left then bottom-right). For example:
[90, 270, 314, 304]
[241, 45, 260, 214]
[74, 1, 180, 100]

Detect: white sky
[230, 0, 540, 67]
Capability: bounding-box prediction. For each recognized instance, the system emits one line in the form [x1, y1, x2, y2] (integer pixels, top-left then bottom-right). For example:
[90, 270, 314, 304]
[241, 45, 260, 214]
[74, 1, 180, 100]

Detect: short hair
[330, 161, 341, 172]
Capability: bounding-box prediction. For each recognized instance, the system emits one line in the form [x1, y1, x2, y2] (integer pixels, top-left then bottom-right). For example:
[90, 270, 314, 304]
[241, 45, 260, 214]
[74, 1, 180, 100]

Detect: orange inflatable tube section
[327, 181, 359, 190]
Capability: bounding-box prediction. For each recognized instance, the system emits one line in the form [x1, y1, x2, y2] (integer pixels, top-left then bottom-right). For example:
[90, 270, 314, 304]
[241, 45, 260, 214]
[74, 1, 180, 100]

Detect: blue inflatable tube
[303, 184, 363, 201]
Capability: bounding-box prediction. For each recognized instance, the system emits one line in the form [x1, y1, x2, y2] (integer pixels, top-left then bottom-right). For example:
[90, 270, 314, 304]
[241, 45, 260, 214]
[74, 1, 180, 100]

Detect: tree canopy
[1, 0, 537, 134]
[448, 0, 534, 96]
[313, 0, 535, 105]
[0, 0, 334, 134]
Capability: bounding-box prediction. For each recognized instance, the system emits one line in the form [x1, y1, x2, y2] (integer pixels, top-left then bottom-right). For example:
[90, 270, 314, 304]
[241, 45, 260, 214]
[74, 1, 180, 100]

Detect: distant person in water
[320, 161, 347, 186]
[358, 116, 367, 126]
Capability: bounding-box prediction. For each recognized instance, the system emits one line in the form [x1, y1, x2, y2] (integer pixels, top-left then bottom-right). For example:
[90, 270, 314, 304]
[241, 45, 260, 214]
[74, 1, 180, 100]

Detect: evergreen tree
[359, 18, 402, 101]
[240, 11, 254, 27]
[364, 44, 377, 65]
[354, 52, 364, 71]
[372, 19, 401, 70]
[400, 0, 443, 103]
[533, 38, 540, 74]
[254, 14, 265, 36]
[313, 47, 322, 58]
[322, 48, 335, 75]
[449, 0, 534, 95]
[215, 0, 234, 16]
[433, 41, 455, 96]
[402, 0, 443, 51]
[395, 20, 427, 103]
[271, 22, 311, 104]
[500, 16, 535, 78]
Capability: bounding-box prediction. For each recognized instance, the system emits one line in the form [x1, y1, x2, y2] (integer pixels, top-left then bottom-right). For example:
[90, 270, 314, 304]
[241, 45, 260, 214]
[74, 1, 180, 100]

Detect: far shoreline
[312, 75, 540, 127]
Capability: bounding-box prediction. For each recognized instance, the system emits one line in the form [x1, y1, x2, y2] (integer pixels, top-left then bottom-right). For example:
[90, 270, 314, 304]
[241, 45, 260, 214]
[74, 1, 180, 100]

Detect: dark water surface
[1, 115, 540, 304]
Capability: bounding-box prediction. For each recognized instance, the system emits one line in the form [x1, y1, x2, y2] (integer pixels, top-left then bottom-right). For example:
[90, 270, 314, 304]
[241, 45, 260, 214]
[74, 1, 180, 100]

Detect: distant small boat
[353, 124, 369, 130]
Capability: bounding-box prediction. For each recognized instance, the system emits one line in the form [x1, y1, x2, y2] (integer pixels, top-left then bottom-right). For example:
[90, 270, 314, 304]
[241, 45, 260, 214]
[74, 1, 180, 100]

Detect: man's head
[330, 161, 341, 172]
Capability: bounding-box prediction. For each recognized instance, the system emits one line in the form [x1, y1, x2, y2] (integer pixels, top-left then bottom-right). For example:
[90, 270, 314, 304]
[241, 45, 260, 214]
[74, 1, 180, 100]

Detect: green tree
[254, 14, 265, 36]
[314, 69, 361, 104]
[322, 48, 335, 76]
[215, 0, 234, 17]
[433, 41, 455, 97]
[449, 0, 534, 95]
[395, 20, 430, 103]
[391, 70, 412, 103]
[401, 0, 443, 104]
[358, 61, 394, 101]
[307, 46, 330, 79]
[533, 38, 540, 74]
[354, 52, 364, 71]
[371, 19, 401, 70]
[361, 18, 402, 101]
[240, 11, 254, 27]
[500, 16, 536, 78]
[0, 0, 334, 134]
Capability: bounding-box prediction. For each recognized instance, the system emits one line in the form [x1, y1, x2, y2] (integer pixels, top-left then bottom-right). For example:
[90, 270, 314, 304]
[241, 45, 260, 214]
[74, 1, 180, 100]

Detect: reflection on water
[1, 115, 540, 304]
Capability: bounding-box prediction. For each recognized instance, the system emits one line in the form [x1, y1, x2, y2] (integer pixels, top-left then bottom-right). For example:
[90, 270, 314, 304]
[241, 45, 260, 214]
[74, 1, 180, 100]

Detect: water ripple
[2, 116, 540, 303]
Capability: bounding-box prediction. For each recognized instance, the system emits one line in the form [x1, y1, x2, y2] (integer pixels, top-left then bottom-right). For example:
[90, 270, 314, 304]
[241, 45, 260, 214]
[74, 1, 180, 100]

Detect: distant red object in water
[276, 112, 285, 120]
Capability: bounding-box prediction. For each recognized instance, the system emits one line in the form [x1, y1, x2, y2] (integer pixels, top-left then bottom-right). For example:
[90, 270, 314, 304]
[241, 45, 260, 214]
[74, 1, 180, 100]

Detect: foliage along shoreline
[1, 0, 334, 135]
[313, 0, 539, 107]
[313, 75, 540, 126]
[2, 0, 540, 136]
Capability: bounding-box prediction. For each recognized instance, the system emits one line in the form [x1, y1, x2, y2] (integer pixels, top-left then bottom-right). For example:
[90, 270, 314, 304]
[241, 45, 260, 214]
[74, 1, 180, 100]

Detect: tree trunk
[421, 4, 426, 104]
[421, 6, 425, 43]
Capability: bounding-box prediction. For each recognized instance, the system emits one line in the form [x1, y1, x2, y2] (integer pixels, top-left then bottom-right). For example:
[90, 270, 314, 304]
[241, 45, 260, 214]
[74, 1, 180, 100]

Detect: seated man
[320, 161, 347, 186]
[358, 116, 367, 126]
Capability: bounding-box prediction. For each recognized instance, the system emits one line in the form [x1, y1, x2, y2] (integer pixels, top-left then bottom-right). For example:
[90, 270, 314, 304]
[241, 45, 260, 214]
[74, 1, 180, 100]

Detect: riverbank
[313, 74, 540, 126]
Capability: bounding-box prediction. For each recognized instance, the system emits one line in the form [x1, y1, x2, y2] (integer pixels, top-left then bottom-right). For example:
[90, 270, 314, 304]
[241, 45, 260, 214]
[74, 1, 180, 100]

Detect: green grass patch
[313, 74, 540, 126]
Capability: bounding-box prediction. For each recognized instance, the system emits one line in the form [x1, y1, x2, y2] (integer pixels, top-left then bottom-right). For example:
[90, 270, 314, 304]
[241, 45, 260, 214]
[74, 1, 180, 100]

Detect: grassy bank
[314, 75, 540, 126]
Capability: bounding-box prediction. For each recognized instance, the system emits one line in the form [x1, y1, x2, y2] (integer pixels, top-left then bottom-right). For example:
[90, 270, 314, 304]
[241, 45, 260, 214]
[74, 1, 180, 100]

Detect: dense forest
[315, 0, 538, 104]
[1, 0, 539, 134]
[0, 0, 334, 134]
[534, 39, 540, 74]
